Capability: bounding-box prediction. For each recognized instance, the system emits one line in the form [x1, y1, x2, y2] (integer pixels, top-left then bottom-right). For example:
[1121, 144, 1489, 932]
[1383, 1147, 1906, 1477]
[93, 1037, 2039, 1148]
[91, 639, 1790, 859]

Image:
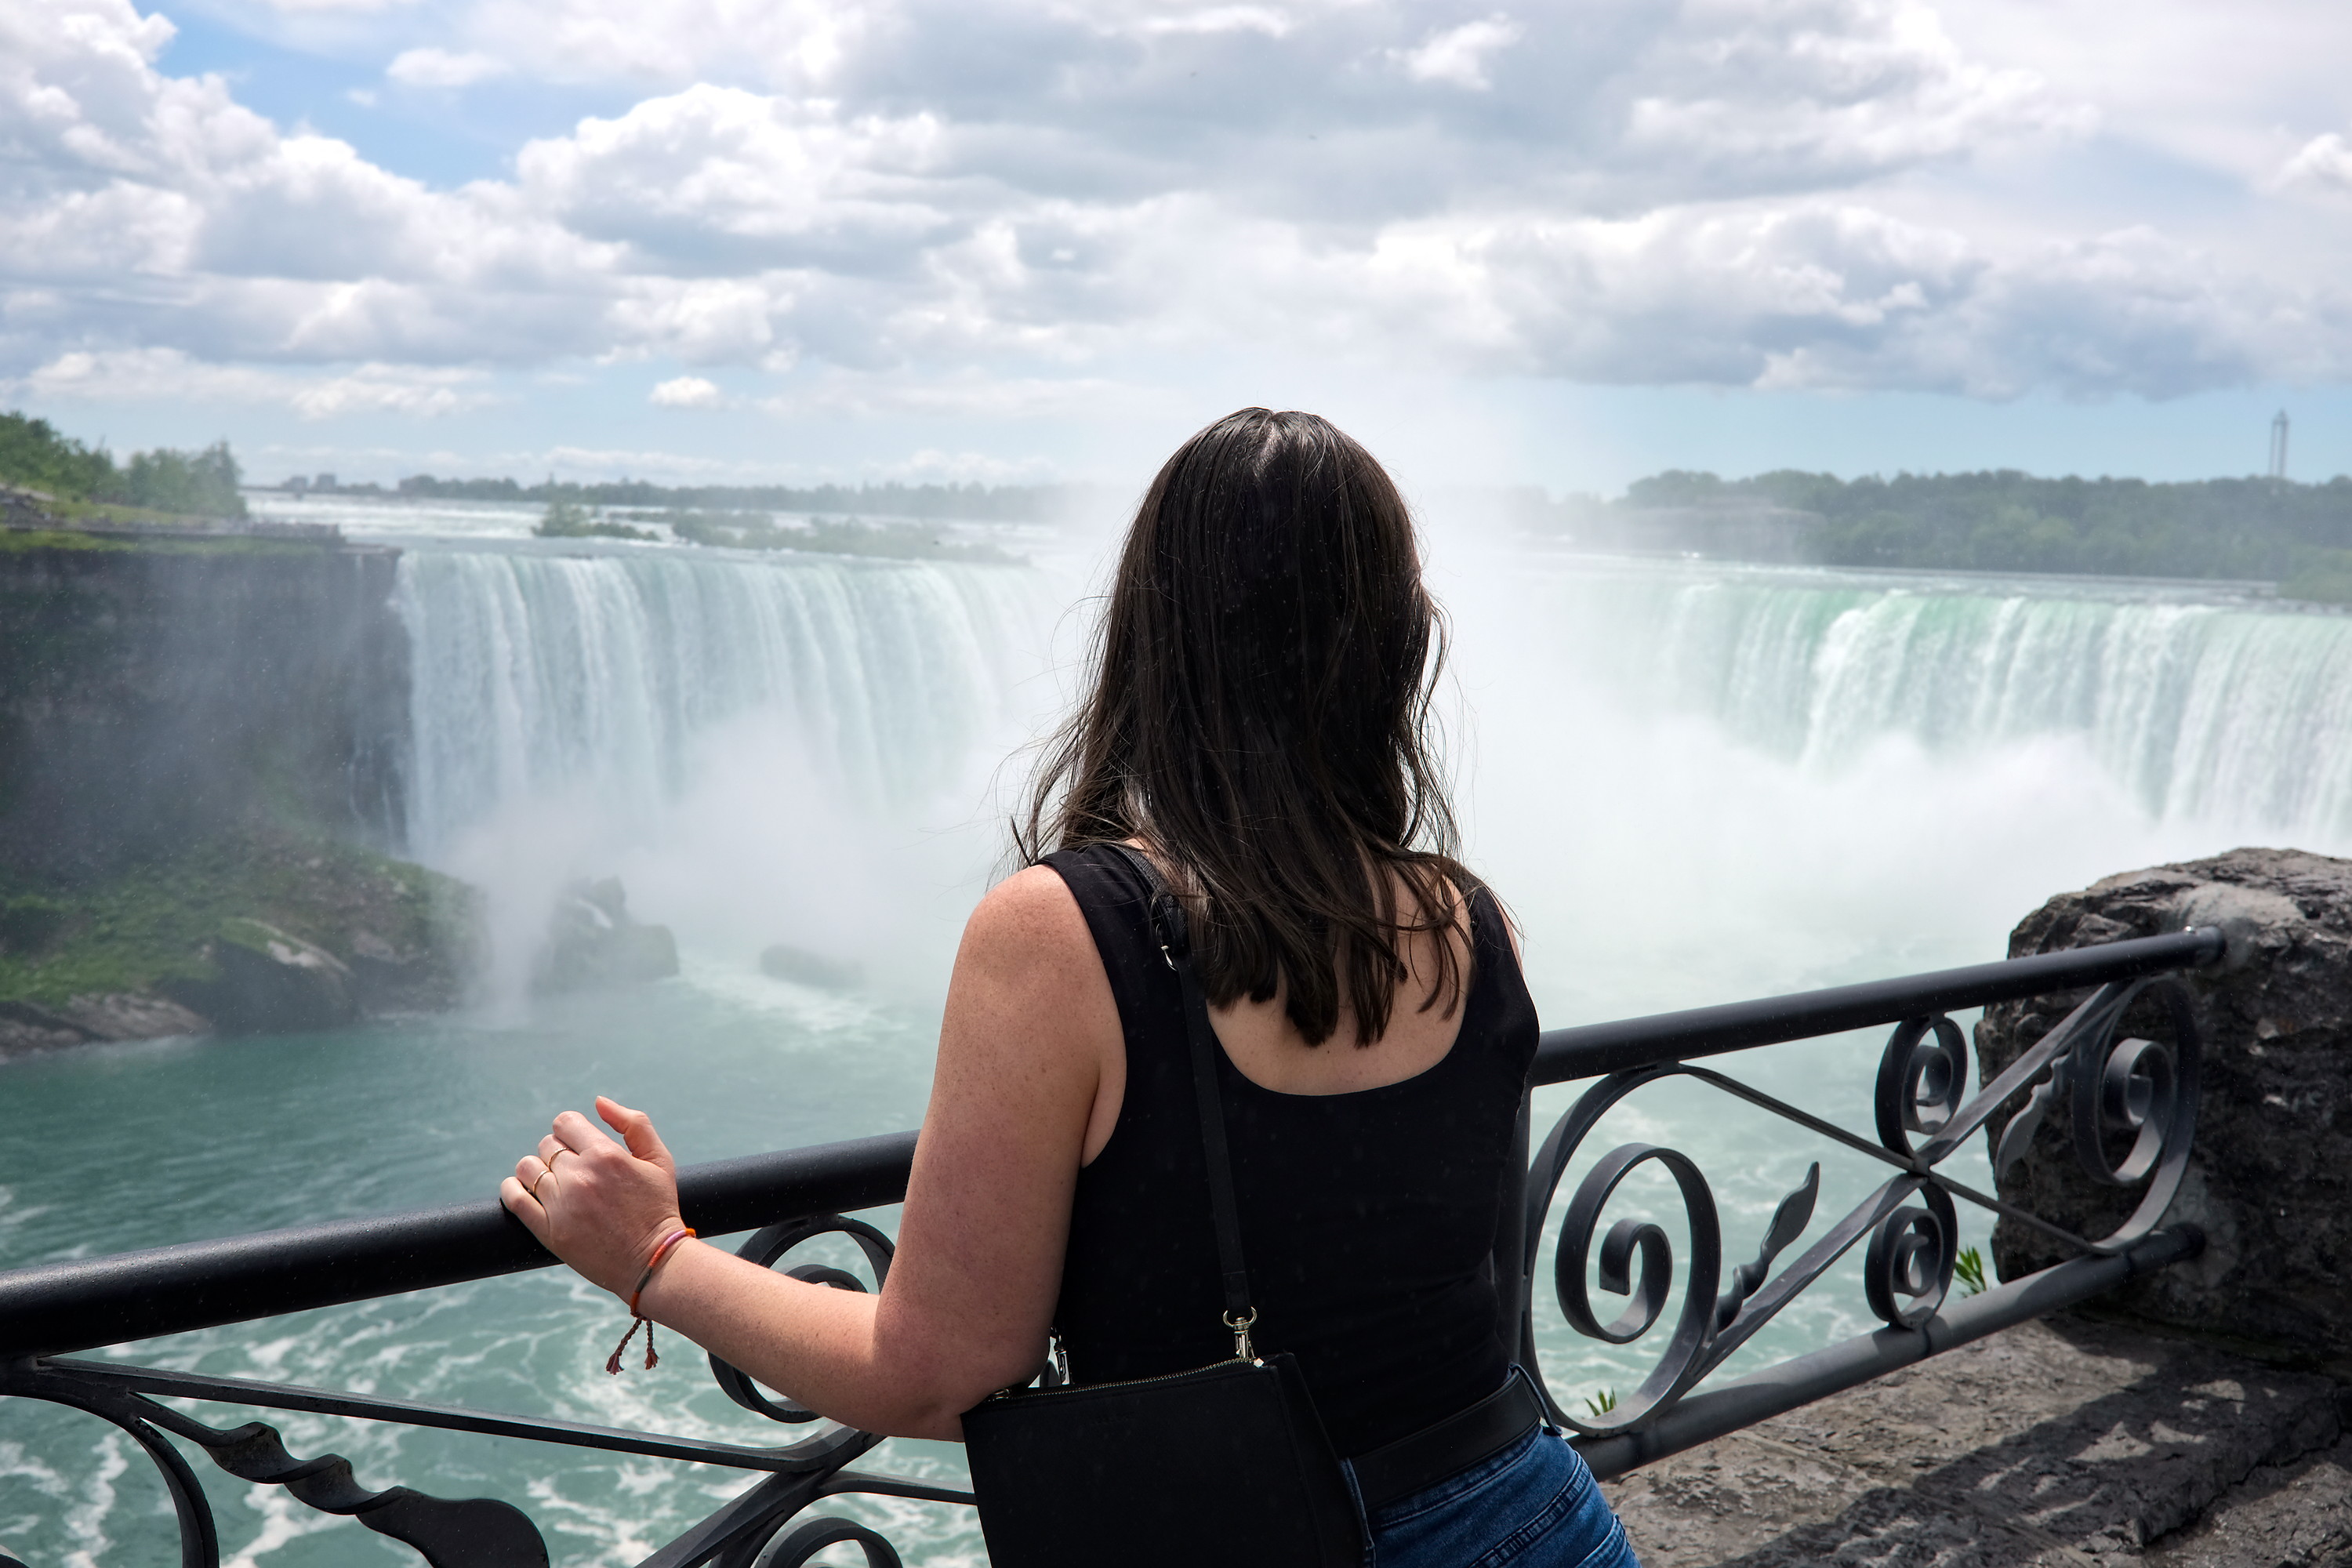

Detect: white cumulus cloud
[386, 48, 508, 88]
[14, 347, 495, 416]
[2280, 132, 2352, 194]
[2, 0, 2347, 422]
[650, 374, 724, 407]
[1392, 14, 1523, 91]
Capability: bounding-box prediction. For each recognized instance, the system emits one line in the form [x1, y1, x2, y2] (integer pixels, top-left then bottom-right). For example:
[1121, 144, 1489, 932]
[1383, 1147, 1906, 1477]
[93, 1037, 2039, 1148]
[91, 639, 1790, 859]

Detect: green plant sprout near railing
[1585, 1389, 1619, 1418]
[1954, 1246, 1988, 1297]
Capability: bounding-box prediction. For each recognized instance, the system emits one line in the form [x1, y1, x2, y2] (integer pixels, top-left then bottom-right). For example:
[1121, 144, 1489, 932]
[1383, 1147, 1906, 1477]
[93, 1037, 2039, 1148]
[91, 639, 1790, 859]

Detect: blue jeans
[1348, 1425, 1639, 1568]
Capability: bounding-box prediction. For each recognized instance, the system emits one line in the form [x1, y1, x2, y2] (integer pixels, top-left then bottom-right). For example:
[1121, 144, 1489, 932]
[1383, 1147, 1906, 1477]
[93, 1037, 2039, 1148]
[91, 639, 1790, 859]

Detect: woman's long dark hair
[1017, 408, 1471, 1047]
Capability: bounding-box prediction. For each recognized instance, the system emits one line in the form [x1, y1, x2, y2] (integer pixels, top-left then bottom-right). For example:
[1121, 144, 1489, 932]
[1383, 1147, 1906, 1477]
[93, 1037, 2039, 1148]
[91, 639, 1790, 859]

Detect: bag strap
[1107, 843, 1260, 1360]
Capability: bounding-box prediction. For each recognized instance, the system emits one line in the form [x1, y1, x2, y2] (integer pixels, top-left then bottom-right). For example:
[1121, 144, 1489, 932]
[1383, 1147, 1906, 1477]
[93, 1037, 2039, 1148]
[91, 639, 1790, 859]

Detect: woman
[502, 408, 1638, 1566]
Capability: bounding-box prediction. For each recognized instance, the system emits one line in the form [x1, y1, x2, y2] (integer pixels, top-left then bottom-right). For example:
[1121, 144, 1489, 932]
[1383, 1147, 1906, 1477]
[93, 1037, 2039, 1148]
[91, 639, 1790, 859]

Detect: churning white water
[7, 521, 2352, 1567]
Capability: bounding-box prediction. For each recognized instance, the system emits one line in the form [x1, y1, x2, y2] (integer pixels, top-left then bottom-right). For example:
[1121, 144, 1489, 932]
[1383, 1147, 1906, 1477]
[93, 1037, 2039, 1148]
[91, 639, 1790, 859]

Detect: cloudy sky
[7, 0, 2352, 492]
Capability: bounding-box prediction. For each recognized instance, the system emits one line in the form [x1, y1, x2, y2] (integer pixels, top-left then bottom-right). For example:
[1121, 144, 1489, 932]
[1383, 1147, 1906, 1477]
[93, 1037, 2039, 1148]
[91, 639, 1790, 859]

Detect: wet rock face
[537, 878, 677, 993]
[0, 993, 211, 1056]
[166, 919, 360, 1035]
[1976, 848, 2352, 1361]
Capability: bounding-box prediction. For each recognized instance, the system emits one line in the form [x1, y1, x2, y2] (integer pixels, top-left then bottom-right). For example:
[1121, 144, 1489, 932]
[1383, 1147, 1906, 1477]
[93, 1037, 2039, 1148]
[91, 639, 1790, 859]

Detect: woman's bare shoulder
[956, 862, 1095, 974]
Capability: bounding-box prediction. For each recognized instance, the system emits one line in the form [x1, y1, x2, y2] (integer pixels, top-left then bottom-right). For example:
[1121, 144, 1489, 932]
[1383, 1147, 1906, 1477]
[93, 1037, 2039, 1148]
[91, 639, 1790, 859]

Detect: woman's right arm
[524, 865, 1121, 1440]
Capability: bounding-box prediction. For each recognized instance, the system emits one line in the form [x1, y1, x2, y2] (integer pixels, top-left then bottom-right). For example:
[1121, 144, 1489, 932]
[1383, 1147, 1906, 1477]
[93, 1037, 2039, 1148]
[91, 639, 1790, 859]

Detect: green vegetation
[534, 498, 657, 541]
[648, 508, 1024, 564]
[0, 412, 115, 499]
[1584, 1388, 1619, 1418]
[0, 829, 476, 1009]
[0, 528, 135, 554]
[0, 410, 247, 519]
[1954, 1246, 1988, 1298]
[1591, 470, 2352, 599]
[2278, 552, 2352, 605]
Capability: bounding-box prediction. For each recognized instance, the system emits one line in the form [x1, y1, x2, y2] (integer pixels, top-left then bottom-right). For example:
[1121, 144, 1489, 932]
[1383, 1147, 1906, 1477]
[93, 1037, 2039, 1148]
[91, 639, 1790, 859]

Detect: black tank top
[1044, 844, 1539, 1457]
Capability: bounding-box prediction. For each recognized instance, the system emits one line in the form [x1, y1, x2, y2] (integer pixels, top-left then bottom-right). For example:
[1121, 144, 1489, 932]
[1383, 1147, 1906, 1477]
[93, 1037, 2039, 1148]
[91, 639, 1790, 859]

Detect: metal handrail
[0, 928, 2222, 1359]
[1533, 927, 2222, 1080]
[0, 924, 2230, 1567]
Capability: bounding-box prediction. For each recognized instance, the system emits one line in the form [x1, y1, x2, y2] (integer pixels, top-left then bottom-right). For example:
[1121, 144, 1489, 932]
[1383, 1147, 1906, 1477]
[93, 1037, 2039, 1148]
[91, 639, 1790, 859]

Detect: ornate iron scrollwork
[751, 1515, 905, 1566]
[1522, 973, 2201, 1440]
[1861, 1179, 1958, 1330]
[1875, 1014, 1969, 1157]
[0, 1356, 547, 1568]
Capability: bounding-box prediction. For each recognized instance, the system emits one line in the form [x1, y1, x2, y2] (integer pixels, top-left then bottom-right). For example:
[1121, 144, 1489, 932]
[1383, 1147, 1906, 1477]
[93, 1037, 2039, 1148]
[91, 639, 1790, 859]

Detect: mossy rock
[165, 919, 358, 1035]
[0, 828, 484, 1037]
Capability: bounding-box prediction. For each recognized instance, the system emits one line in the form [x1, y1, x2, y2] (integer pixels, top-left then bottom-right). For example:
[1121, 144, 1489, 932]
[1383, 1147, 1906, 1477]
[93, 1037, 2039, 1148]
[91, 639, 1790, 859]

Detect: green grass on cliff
[0, 830, 478, 1008]
[0, 527, 135, 554]
[0, 521, 328, 556]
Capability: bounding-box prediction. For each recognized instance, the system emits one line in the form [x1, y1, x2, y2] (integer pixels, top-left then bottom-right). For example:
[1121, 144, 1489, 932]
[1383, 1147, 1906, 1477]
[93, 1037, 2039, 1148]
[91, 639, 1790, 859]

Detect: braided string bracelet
[608, 1225, 697, 1374]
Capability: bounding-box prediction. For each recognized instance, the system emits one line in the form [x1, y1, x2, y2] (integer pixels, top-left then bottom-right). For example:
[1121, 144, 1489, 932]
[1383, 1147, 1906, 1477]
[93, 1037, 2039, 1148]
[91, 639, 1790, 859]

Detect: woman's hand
[500, 1096, 687, 1300]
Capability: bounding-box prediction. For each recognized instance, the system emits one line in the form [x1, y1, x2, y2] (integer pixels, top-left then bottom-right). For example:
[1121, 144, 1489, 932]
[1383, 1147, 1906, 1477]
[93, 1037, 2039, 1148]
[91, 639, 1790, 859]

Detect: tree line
[1602, 468, 2352, 593]
[0, 412, 248, 519]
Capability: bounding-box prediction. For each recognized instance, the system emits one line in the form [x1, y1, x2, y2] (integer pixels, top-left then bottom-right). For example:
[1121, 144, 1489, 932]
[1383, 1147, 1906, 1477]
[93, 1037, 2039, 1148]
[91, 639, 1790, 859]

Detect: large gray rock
[0, 999, 88, 1057]
[345, 925, 471, 1013]
[0, 992, 209, 1055]
[536, 878, 677, 993]
[60, 992, 208, 1040]
[165, 917, 359, 1035]
[1975, 848, 2352, 1362]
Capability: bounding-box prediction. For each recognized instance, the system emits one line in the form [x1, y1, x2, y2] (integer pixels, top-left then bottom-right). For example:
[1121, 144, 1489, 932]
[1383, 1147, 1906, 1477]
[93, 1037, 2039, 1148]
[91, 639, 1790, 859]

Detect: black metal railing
[0, 925, 2224, 1567]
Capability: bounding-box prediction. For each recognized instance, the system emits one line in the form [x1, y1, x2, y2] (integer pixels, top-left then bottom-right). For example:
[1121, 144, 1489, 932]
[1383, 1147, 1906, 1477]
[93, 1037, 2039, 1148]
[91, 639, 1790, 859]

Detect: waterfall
[393, 546, 1055, 865]
[1539, 561, 2352, 844]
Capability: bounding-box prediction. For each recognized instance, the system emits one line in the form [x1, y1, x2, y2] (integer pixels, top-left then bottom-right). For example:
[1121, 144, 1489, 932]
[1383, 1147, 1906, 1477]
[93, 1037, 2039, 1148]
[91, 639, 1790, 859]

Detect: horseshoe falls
[391, 543, 1069, 997]
[10, 532, 2352, 1568]
[397, 548, 1054, 858]
[1549, 563, 2352, 839]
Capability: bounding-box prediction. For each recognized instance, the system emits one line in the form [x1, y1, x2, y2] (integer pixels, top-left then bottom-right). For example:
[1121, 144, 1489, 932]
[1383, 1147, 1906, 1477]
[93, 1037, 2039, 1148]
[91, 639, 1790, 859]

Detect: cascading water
[396, 546, 1057, 863]
[386, 543, 1069, 995]
[1525, 561, 2352, 844]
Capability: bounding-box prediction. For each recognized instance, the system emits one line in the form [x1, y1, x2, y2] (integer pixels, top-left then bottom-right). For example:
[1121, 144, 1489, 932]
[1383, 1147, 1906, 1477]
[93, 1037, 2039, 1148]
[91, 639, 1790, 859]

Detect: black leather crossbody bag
[961, 847, 1364, 1568]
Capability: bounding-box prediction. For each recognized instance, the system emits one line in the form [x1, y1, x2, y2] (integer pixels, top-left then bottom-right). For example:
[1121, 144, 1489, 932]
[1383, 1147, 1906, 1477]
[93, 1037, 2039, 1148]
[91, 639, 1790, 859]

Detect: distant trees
[0, 411, 247, 518]
[0, 413, 115, 500]
[116, 443, 246, 517]
[532, 499, 655, 541]
[1599, 468, 2352, 597]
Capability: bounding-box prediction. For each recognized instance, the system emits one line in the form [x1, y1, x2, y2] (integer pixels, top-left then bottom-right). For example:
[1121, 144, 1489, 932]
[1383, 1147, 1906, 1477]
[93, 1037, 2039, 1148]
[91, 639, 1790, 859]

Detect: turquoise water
[7, 538, 2347, 1565]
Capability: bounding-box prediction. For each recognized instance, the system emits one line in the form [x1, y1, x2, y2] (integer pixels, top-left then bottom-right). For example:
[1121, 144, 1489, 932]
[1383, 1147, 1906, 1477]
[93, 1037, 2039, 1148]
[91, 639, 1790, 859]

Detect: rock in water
[0, 999, 90, 1058]
[758, 945, 862, 990]
[1976, 848, 2352, 1361]
[537, 877, 679, 992]
[345, 927, 469, 1013]
[61, 993, 207, 1040]
[166, 918, 361, 1035]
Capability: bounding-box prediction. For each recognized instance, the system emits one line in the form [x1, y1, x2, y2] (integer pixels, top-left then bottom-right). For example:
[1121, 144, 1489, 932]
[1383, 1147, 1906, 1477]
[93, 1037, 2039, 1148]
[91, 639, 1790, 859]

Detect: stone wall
[0, 539, 409, 877]
[1976, 848, 2352, 1365]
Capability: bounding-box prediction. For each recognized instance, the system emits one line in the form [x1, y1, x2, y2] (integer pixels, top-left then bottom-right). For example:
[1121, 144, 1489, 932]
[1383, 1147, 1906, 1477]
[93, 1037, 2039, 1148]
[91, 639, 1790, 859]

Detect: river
[5, 496, 2347, 1566]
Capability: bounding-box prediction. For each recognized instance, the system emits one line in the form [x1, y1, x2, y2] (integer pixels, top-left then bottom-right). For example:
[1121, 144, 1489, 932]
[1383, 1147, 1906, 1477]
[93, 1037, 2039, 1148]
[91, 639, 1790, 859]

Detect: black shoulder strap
[1106, 844, 1258, 1356]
